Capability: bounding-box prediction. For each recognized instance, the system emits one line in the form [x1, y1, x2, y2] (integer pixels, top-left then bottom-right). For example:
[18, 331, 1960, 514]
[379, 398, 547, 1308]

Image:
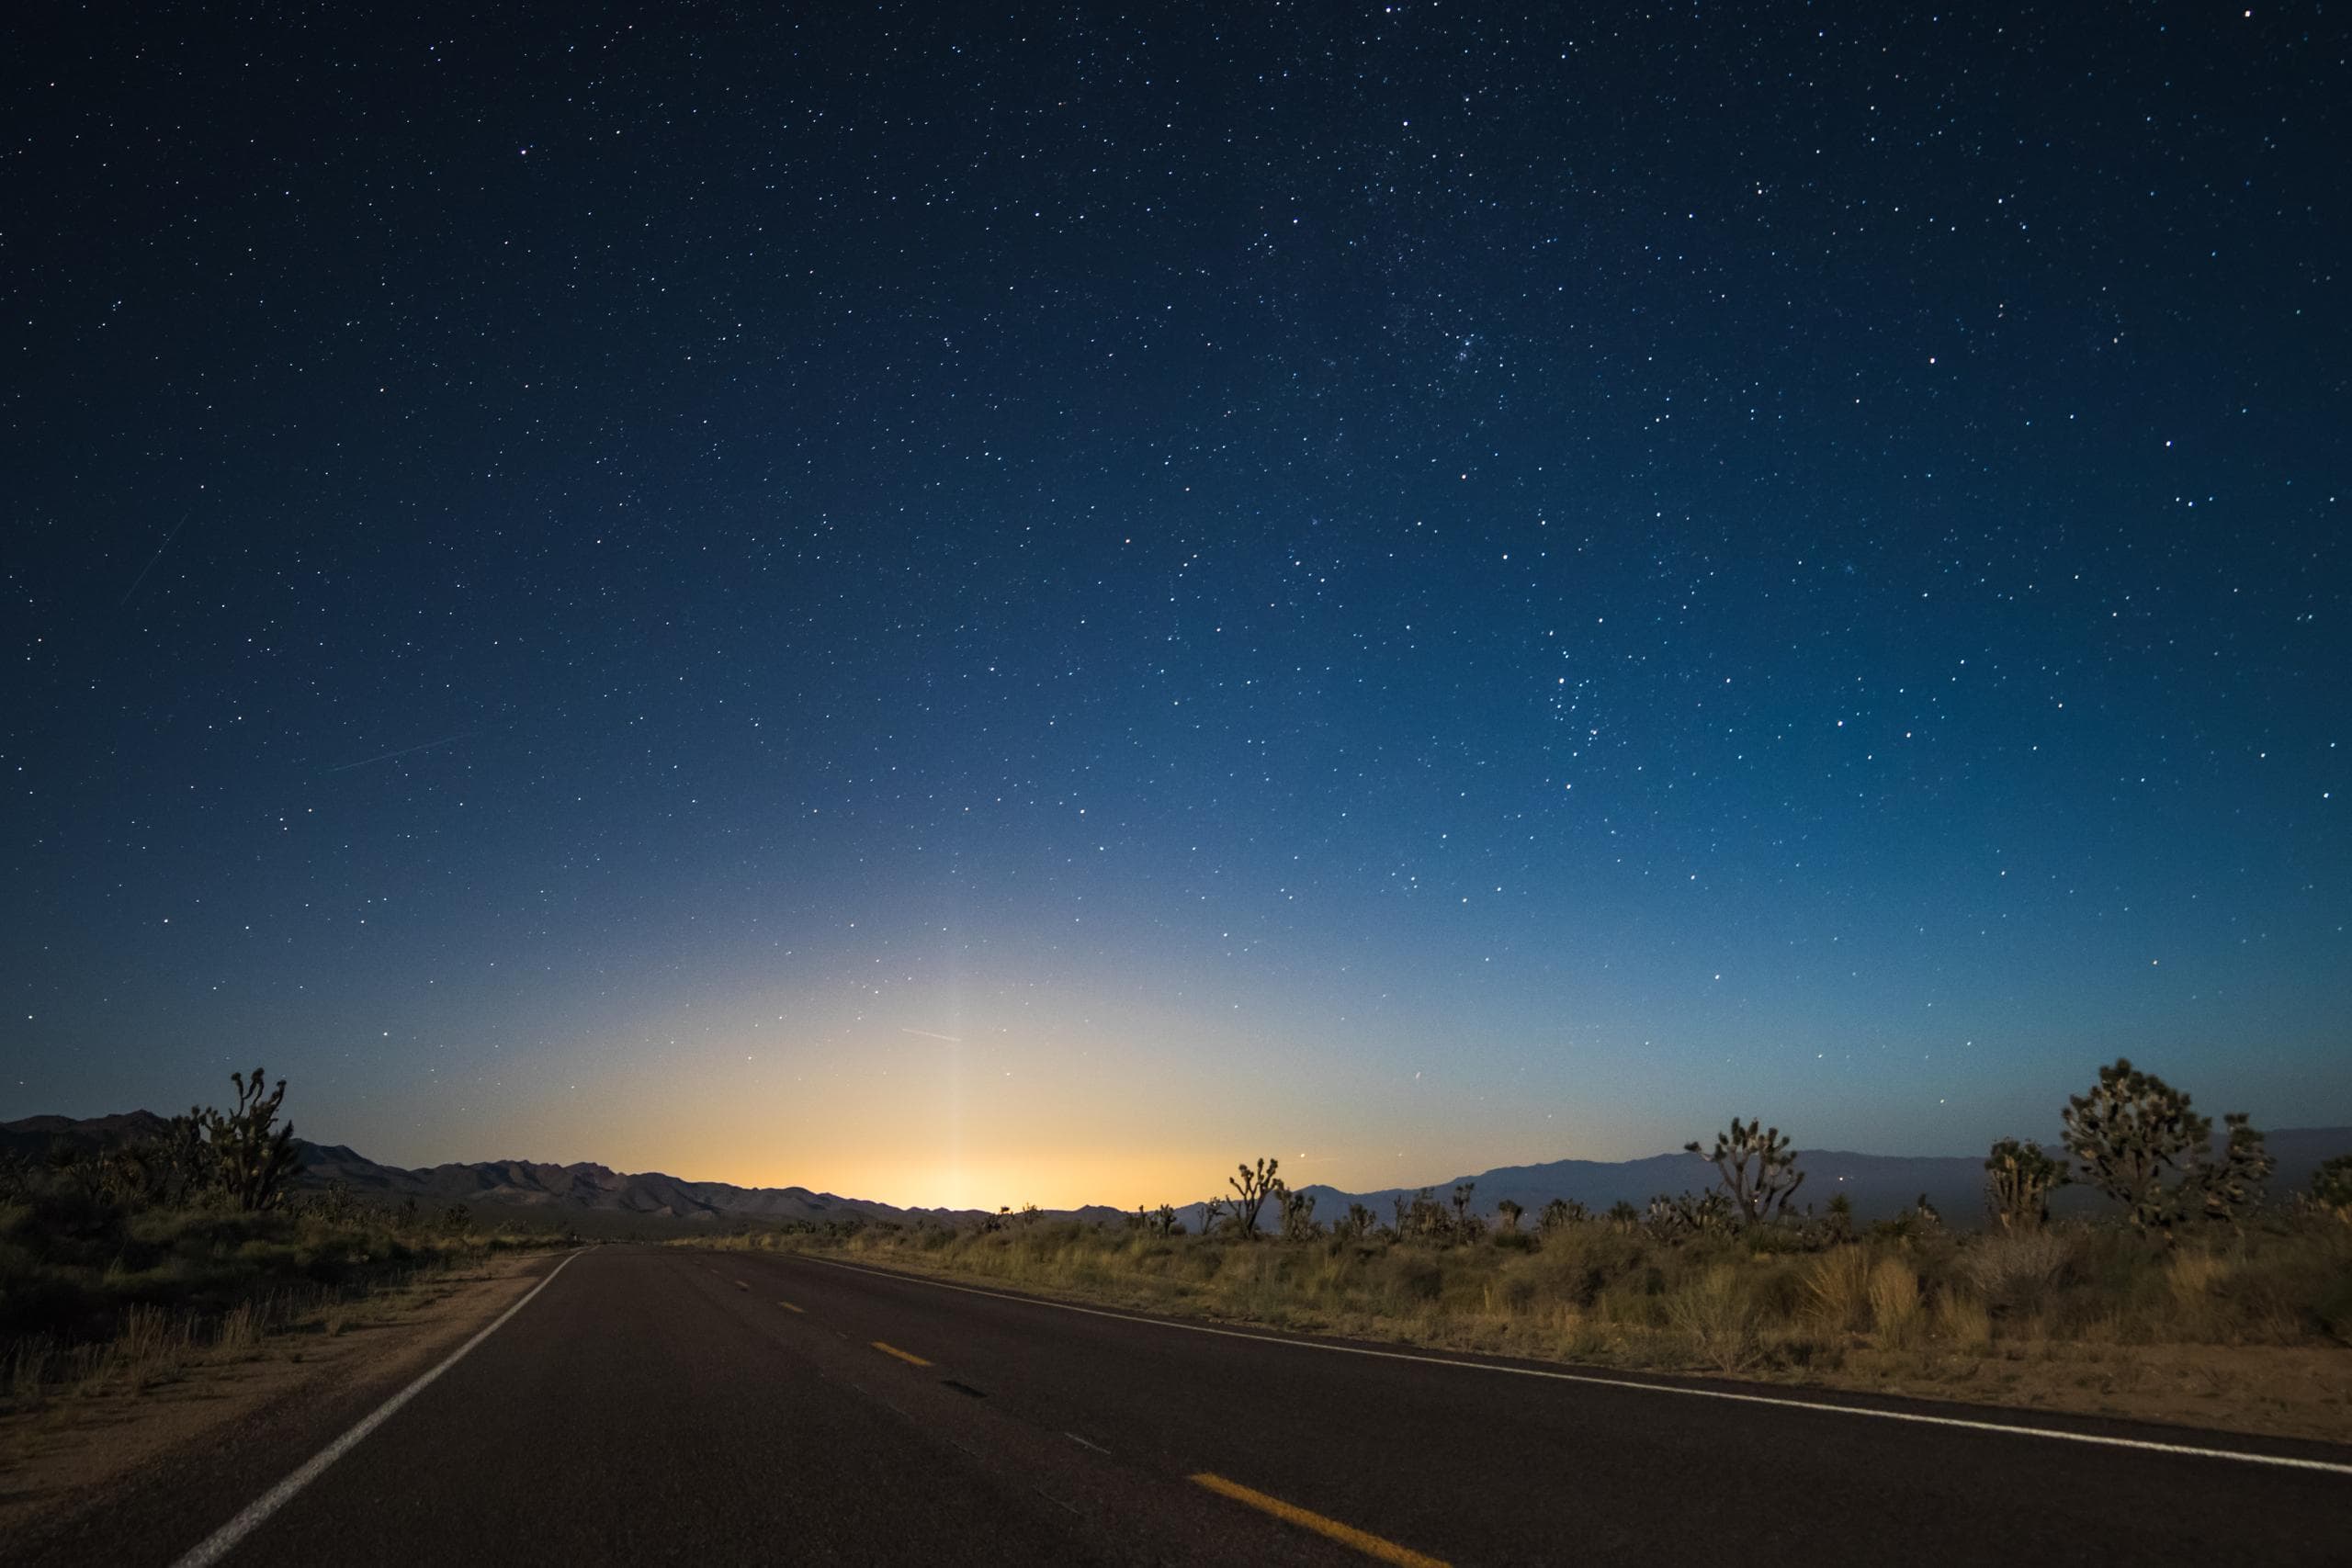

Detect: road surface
[16, 1245, 2350, 1565]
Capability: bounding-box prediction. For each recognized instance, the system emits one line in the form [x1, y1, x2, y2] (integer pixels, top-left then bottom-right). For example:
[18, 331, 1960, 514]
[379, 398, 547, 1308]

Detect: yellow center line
[872, 1340, 933, 1367]
[776, 1300, 805, 1313]
[1189, 1473, 1450, 1568]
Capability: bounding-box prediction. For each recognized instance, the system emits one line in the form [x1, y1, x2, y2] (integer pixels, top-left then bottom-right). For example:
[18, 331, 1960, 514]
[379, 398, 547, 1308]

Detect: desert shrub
[1962, 1228, 2077, 1317]
[1931, 1289, 1993, 1351]
[2211, 1224, 2352, 1341]
[1868, 1258, 1923, 1348]
[2317, 1273, 2352, 1345]
[1664, 1266, 1757, 1371]
[1379, 1250, 1445, 1305]
[1745, 1256, 1810, 1322]
[1800, 1246, 1873, 1334]
[2165, 1249, 2227, 1306]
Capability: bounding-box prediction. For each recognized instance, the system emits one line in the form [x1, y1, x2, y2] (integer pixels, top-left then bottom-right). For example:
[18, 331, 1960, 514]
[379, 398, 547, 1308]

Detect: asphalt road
[20, 1245, 2352, 1566]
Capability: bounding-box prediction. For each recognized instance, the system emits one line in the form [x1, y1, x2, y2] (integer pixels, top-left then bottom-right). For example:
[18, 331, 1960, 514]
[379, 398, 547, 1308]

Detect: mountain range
[6, 1111, 2346, 1230]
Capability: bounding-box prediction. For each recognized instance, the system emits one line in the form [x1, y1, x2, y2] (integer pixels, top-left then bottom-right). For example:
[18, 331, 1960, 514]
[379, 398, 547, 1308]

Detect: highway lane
[17, 1244, 2347, 1566]
[729, 1247, 2352, 1565]
[183, 1247, 1359, 1567]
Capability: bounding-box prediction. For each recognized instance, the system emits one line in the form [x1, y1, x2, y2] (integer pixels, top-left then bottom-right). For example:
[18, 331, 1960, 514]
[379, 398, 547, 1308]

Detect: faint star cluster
[1, 3, 2344, 1201]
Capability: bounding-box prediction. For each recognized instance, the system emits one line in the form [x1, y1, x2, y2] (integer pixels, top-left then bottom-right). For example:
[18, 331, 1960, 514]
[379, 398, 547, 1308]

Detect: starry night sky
[6, 5, 2346, 1209]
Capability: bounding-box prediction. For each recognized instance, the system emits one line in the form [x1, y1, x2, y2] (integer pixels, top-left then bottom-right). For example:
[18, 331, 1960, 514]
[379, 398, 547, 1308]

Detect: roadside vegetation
[0, 1067, 563, 1411]
[692, 1059, 2352, 1435]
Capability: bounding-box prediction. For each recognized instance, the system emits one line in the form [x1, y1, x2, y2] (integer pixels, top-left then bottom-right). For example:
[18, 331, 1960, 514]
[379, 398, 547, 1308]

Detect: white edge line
[798, 1255, 2352, 1479]
[171, 1249, 586, 1568]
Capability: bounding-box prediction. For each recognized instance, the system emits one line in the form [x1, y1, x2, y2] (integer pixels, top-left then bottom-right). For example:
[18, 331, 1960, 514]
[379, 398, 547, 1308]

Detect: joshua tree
[1606, 1200, 1640, 1233]
[1685, 1116, 1805, 1224]
[1198, 1195, 1231, 1235]
[1643, 1190, 1733, 1241]
[310, 1179, 360, 1224]
[1450, 1181, 1477, 1232]
[1396, 1187, 1447, 1239]
[2061, 1057, 2212, 1233]
[1143, 1202, 1182, 1238]
[2311, 1155, 2352, 1222]
[2194, 1112, 2273, 1227]
[1643, 1192, 1695, 1242]
[1984, 1137, 2070, 1231]
[1227, 1157, 1280, 1239]
[1493, 1197, 1523, 1234]
[1822, 1190, 1855, 1244]
[1340, 1201, 1381, 1240]
[157, 1110, 217, 1205]
[0, 1149, 29, 1201]
[1275, 1183, 1319, 1241]
[205, 1066, 299, 1212]
[1537, 1197, 1588, 1235]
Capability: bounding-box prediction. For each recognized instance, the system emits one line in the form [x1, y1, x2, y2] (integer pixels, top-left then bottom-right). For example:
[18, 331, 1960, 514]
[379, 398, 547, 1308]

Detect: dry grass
[1663, 1266, 1758, 1371]
[2, 1211, 561, 1413]
[1869, 1258, 1924, 1348]
[1802, 1247, 1873, 1334]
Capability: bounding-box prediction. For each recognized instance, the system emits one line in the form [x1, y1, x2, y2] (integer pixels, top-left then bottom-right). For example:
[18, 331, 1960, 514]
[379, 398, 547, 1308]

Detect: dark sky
[6, 3, 2346, 1206]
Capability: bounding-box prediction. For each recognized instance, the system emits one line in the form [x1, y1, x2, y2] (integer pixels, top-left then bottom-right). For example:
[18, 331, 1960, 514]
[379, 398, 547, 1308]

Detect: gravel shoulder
[0, 1250, 560, 1564]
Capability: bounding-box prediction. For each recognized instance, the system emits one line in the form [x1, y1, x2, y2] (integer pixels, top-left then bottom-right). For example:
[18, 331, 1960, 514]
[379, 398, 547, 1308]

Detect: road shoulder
[0, 1249, 568, 1567]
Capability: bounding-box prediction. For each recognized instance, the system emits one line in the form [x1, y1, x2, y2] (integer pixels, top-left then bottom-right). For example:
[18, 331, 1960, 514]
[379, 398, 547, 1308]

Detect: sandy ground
[1806, 1338, 2352, 1444]
[0, 1251, 557, 1549]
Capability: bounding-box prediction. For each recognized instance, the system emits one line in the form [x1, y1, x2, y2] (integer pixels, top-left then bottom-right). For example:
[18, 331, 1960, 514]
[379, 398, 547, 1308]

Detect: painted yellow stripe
[1189, 1473, 1449, 1568]
[872, 1340, 932, 1367]
[776, 1300, 805, 1313]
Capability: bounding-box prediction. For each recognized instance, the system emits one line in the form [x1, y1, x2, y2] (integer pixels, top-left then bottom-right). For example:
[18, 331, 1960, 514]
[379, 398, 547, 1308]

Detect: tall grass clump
[1867, 1258, 1924, 1348]
[1663, 1266, 1758, 1371]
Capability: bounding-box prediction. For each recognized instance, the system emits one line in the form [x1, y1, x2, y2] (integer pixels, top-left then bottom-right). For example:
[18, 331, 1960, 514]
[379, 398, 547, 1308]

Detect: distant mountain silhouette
[0, 1112, 1119, 1227]
[6, 1111, 2345, 1230]
[1282, 1128, 2352, 1227]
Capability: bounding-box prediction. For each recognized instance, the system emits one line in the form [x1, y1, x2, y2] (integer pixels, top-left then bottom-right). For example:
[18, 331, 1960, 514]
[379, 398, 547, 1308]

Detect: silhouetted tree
[1537, 1198, 1585, 1236]
[1274, 1182, 1318, 1241]
[206, 1066, 298, 1212]
[2194, 1112, 2273, 1228]
[1493, 1197, 1523, 1234]
[2061, 1057, 2211, 1233]
[2312, 1155, 2352, 1221]
[1984, 1138, 2070, 1231]
[1685, 1117, 1804, 1224]
[1227, 1157, 1280, 1239]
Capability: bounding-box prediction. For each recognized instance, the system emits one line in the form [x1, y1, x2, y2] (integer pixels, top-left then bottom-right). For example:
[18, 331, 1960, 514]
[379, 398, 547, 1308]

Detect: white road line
[800, 1256, 2352, 1479]
[171, 1249, 586, 1568]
